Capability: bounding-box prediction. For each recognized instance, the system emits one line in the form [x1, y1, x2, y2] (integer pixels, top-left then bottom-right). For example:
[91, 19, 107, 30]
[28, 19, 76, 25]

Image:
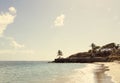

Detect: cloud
[10, 38, 25, 49]
[0, 7, 23, 49]
[9, 7, 17, 14]
[54, 14, 65, 27]
[0, 7, 16, 37]
[5, 37, 25, 49]
[11, 40, 24, 48]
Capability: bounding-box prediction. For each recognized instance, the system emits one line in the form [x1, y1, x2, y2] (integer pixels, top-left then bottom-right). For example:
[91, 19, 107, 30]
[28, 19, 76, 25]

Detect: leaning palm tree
[57, 50, 63, 58]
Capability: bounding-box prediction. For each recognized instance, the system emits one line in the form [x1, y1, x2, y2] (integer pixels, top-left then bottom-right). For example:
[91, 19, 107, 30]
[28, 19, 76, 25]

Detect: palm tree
[90, 43, 100, 57]
[91, 43, 96, 50]
[91, 43, 100, 51]
[57, 50, 63, 58]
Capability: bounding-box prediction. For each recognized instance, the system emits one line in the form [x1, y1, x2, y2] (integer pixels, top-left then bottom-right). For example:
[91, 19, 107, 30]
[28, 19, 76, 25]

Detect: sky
[0, 0, 120, 61]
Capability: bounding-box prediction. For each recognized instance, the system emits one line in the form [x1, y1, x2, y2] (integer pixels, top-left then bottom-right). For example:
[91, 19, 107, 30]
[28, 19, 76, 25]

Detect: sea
[0, 61, 115, 83]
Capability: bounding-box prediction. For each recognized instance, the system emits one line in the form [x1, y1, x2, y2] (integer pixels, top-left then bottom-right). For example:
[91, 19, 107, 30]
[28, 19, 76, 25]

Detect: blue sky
[0, 0, 120, 60]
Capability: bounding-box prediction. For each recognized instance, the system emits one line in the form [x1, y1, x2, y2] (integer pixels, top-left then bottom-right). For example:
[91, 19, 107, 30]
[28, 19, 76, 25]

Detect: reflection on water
[94, 64, 113, 83]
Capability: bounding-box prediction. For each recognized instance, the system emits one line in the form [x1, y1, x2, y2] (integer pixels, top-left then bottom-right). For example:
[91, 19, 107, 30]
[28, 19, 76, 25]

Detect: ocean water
[0, 61, 115, 83]
[0, 61, 86, 83]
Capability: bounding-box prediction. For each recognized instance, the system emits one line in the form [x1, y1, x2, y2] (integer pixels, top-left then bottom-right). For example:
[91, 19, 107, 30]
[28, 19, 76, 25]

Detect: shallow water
[0, 61, 117, 83]
[0, 61, 86, 83]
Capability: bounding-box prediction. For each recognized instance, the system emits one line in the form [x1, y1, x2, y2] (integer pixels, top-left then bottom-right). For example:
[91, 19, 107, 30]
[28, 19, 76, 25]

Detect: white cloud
[10, 39, 25, 48]
[9, 7, 17, 14]
[0, 7, 16, 37]
[0, 7, 23, 49]
[5, 37, 25, 49]
[54, 14, 65, 27]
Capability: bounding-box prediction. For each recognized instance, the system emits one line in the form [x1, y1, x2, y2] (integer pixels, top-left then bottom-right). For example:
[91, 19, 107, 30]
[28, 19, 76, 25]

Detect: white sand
[66, 62, 120, 83]
[104, 62, 120, 83]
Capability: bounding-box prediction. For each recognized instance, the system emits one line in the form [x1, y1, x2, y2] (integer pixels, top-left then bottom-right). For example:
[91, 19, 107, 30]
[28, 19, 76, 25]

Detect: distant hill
[53, 43, 120, 63]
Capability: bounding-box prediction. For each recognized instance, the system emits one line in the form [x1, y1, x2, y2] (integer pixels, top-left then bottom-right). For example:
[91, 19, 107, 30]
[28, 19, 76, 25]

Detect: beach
[105, 62, 120, 83]
[66, 62, 120, 83]
[93, 62, 120, 83]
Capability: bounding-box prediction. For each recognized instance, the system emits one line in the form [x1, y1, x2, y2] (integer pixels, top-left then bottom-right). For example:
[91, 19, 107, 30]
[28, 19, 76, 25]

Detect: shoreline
[65, 62, 119, 83]
[87, 62, 120, 83]
[103, 62, 120, 83]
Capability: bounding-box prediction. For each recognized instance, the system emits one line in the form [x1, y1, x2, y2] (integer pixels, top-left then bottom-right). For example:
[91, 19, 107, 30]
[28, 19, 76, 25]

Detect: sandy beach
[66, 62, 120, 83]
[90, 62, 120, 83]
[104, 62, 120, 83]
